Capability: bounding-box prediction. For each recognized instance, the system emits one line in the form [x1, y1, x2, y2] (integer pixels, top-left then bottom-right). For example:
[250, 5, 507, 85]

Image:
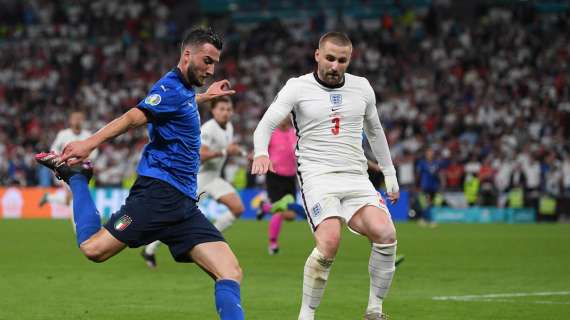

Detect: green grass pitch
[0, 220, 569, 319]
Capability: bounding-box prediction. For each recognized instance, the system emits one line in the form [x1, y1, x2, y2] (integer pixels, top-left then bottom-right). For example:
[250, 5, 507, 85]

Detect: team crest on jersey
[312, 203, 322, 218]
[145, 94, 161, 106]
[330, 93, 342, 106]
[114, 215, 132, 231]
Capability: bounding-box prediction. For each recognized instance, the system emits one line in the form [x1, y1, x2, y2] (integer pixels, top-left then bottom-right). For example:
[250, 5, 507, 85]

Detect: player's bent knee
[372, 224, 397, 244]
[80, 243, 108, 263]
[231, 204, 245, 217]
[219, 264, 243, 283]
[282, 211, 296, 221]
[316, 235, 341, 258]
[225, 200, 244, 216]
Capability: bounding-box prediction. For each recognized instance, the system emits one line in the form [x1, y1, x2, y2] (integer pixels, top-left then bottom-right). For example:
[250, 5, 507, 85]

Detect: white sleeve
[200, 122, 215, 147]
[253, 79, 297, 157]
[50, 131, 64, 154]
[362, 81, 396, 176]
[228, 123, 235, 144]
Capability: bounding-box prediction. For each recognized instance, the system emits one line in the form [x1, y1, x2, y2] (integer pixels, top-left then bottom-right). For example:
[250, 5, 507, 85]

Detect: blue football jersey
[136, 68, 201, 200]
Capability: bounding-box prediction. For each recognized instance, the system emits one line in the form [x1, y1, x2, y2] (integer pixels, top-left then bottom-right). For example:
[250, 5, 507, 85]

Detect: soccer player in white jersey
[142, 96, 247, 268]
[40, 111, 96, 210]
[252, 32, 399, 320]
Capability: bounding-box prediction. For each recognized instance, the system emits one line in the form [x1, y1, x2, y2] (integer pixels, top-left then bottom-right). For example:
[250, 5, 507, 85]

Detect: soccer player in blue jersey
[35, 28, 245, 320]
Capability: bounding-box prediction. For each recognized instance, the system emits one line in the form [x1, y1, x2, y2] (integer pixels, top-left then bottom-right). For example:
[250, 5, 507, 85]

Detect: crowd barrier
[0, 187, 410, 221]
[432, 207, 536, 223]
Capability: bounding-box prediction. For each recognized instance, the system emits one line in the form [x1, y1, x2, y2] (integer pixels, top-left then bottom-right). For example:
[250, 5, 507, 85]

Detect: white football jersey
[254, 72, 395, 180]
[199, 119, 233, 180]
[51, 128, 98, 160]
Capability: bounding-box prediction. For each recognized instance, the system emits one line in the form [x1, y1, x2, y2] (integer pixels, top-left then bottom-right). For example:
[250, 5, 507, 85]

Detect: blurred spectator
[416, 147, 445, 220]
[0, 0, 568, 217]
[563, 153, 570, 195]
[442, 155, 464, 191]
[478, 156, 497, 206]
[396, 149, 416, 191]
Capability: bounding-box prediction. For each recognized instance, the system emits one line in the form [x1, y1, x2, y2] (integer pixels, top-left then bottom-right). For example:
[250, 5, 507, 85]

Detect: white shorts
[198, 176, 236, 200]
[299, 172, 390, 232]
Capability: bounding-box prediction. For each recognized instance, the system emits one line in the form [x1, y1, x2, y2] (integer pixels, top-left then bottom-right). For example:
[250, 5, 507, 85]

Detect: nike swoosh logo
[331, 107, 341, 111]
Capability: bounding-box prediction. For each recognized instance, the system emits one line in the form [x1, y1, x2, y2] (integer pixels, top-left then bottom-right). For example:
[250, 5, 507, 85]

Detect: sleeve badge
[145, 94, 161, 106]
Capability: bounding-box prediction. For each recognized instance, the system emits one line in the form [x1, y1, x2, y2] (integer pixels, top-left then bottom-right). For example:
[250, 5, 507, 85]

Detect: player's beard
[186, 63, 204, 87]
[319, 67, 343, 86]
[326, 71, 342, 84]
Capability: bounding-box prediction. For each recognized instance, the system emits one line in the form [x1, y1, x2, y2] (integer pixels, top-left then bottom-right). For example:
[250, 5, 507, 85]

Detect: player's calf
[366, 242, 397, 316]
[190, 242, 244, 319]
[298, 248, 335, 320]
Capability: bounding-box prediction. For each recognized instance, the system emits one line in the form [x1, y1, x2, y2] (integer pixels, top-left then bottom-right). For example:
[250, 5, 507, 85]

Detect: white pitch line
[441, 298, 570, 305]
[533, 300, 570, 305]
[433, 291, 570, 301]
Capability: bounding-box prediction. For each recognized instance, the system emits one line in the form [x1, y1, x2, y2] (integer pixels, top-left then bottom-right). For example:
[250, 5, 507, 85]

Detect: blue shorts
[104, 176, 225, 262]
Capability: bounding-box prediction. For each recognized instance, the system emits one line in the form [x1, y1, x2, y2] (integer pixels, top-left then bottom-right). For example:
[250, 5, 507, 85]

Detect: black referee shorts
[266, 171, 297, 202]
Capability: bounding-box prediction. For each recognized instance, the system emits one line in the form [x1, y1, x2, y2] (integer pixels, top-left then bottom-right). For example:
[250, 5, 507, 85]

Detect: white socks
[298, 248, 334, 320]
[145, 240, 161, 255]
[366, 242, 397, 315]
[214, 211, 237, 232]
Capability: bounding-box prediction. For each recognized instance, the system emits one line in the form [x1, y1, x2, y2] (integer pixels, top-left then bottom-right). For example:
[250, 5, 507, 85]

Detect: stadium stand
[0, 0, 569, 217]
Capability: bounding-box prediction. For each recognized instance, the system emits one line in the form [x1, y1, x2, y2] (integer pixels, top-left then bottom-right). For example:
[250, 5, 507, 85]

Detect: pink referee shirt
[268, 127, 297, 177]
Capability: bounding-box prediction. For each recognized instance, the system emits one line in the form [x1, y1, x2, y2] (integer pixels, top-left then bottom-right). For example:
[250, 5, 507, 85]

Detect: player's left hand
[61, 140, 94, 166]
[204, 79, 236, 100]
[384, 174, 400, 204]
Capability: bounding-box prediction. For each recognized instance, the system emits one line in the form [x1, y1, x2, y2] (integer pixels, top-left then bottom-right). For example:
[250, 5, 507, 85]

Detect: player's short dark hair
[181, 27, 223, 51]
[211, 96, 232, 109]
[318, 31, 352, 49]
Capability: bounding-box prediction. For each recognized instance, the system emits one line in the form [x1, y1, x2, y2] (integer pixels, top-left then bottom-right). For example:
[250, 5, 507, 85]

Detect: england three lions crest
[330, 94, 342, 106]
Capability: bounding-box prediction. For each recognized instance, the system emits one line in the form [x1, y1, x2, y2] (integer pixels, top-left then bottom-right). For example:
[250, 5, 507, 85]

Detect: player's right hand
[251, 155, 274, 175]
[384, 174, 400, 204]
[61, 140, 93, 166]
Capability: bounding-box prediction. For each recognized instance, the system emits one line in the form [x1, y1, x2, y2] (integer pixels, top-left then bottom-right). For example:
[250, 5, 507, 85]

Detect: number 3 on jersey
[331, 117, 340, 135]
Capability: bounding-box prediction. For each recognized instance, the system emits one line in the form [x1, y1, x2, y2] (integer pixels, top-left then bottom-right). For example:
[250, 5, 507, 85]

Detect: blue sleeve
[137, 85, 186, 120]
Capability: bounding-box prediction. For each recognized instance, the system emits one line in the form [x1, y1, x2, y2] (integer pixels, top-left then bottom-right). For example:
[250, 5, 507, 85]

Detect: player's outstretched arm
[363, 84, 400, 203]
[200, 144, 226, 162]
[252, 79, 298, 175]
[363, 118, 400, 203]
[196, 80, 236, 104]
[62, 108, 148, 165]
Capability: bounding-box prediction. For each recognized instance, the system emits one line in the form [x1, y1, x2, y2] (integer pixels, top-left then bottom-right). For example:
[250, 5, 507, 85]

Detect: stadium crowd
[1, 1, 569, 209]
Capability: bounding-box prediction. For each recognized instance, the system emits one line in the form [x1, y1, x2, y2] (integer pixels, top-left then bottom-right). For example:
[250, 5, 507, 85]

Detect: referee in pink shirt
[265, 117, 299, 254]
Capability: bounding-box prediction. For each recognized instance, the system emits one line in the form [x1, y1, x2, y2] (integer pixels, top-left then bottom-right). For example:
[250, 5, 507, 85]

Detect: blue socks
[215, 279, 244, 320]
[69, 175, 101, 246]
